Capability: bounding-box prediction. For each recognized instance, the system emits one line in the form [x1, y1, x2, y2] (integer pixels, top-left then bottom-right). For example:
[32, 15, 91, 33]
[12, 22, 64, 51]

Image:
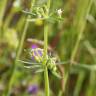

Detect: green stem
[44, 23, 48, 58]
[47, 0, 51, 14]
[4, 0, 35, 96]
[44, 66, 49, 96]
[70, 0, 92, 63]
[43, 0, 51, 95]
[43, 22, 49, 96]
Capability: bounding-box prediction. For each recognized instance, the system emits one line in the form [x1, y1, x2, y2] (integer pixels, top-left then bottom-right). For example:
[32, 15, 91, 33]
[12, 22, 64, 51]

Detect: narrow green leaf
[0, 0, 7, 26]
[51, 71, 62, 79]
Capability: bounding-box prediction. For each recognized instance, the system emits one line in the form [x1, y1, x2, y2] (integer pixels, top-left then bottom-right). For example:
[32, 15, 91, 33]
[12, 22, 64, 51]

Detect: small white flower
[13, 0, 21, 7]
[57, 9, 63, 16]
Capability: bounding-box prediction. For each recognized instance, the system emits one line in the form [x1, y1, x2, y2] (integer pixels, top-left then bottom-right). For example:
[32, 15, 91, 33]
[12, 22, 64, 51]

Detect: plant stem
[47, 0, 51, 14]
[43, 22, 49, 96]
[44, 66, 49, 96]
[70, 0, 92, 63]
[4, 0, 35, 96]
[44, 23, 48, 58]
[43, 0, 51, 95]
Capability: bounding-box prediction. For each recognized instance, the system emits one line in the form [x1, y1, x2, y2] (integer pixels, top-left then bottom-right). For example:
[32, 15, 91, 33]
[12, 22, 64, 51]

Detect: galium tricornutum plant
[2, 0, 95, 96]
[4, 0, 64, 95]
[4, 0, 93, 96]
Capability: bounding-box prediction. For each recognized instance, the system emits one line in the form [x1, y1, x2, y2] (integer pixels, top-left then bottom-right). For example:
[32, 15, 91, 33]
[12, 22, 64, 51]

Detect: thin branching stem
[70, 0, 93, 63]
[4, 0, 35, 96]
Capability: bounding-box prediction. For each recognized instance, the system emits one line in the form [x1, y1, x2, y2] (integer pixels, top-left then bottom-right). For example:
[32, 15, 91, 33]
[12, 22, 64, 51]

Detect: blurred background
[0, 0, 96, 96]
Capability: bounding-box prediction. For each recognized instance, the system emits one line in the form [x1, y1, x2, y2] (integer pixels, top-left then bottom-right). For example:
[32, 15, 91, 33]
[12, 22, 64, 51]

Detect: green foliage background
[0, 0, 96, 96]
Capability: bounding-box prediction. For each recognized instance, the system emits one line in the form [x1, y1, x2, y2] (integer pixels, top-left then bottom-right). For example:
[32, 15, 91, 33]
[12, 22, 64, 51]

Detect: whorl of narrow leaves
[22, 5, 64, 23]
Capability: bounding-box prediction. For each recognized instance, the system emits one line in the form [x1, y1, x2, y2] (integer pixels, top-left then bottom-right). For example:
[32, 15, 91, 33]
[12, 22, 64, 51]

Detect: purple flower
[31, 44, 43, 56]
[27, 85, 38, 94]
[31, 44, 38, 49]
[38, 50, 43, 56]
[30, 44, 44, 62]
[33, 49, 43, 57]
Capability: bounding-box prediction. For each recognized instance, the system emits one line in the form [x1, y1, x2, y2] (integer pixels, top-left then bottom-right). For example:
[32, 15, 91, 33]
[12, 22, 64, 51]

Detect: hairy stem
[43, 0, 51, 95]
[43, 22, 49, 96]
